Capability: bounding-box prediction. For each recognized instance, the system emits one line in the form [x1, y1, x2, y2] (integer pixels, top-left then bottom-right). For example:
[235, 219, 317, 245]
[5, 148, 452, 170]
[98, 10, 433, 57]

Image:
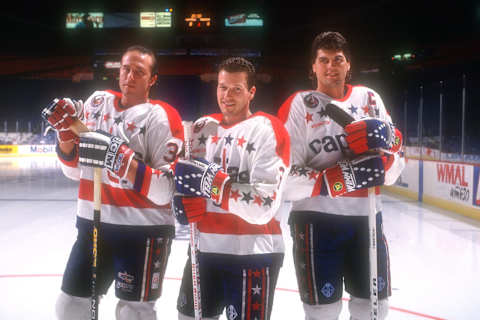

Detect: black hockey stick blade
[324, 103, 355, 128]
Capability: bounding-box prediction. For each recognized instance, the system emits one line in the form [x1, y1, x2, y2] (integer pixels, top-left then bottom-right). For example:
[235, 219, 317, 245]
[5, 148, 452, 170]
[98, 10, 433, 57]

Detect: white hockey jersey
[189, 112, 290, 255]
[278, 84, 404, 216]
[58, 90, 183, 226]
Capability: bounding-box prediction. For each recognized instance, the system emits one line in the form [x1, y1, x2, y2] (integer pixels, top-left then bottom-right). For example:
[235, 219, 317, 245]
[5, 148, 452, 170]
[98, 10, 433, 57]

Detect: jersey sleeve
[132, 103, 184, 206]
[222, 117, 291, 225]
[277, 92, 323, 201]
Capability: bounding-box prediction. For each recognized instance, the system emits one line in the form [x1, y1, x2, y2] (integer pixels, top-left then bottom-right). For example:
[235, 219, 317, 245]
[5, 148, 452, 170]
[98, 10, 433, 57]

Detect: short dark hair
[309, 31, 351, 84]
[123, 45, 158, 77]
[218, 57, 256, 89]
[310, 31, 351, 64]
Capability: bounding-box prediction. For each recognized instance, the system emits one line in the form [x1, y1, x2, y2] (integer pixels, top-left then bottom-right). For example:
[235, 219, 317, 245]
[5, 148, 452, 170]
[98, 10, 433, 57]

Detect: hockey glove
[321, 154, 386, 198]
[42, 98, 84, 144]
[174, 158, 230, 205]
[345, 118, 395, 154]
[173, 196, 207, 225]
[79, 130, 135, 180]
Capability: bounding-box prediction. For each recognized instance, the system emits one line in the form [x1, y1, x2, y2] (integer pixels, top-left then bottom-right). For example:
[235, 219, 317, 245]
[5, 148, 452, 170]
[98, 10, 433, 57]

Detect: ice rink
[1, 156, 479, 320]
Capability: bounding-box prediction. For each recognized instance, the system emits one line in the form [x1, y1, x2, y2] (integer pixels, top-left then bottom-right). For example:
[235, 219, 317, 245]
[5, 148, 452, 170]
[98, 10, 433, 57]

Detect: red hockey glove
[173, 196, 207, 225]
[345, 118, 395, 154]
[41, 98, 84, 144]
[174, 158, 230, 205]
[321, 154, 386, 198]
[79, 130, 135, 180]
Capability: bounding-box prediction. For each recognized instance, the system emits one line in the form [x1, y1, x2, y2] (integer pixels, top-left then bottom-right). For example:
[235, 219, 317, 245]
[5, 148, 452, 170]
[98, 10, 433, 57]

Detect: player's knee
[115, 300, 157, 320]
[55, 291, 90, 320]
[178, 312, 219, 320]
[303, 300, 342, 320]
[348, 296, 388, 320]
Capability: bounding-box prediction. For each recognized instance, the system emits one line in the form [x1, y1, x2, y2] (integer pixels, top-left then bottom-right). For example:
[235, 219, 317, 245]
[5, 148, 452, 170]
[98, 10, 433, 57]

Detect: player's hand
[42, 98, 84, 130]
[345, 118, 394, 154]
[78, 130, 135, 180]
[41, 98, 84, 144]
[321, 154, 386, 198]
[173, 158, 230, 205]
[172, 196, 207, 225]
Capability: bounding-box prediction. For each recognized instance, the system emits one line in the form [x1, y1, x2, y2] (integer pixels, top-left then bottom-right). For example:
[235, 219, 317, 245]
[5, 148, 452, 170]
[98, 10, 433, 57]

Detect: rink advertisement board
[423, 161, 474, 206]
[385, 158, 480, 220]
[0, 145, 55, 157]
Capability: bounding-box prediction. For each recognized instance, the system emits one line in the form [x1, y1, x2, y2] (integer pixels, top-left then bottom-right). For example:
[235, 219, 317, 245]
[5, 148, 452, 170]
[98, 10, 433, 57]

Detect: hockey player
[277, 32, 404, 320]
[43, 45, 183, 320]
[172, 57, 290, 320]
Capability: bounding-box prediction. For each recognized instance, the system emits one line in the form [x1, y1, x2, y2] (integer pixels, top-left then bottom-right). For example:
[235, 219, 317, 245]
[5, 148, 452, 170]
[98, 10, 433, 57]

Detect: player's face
[217, 70, 256, 125]
[312, 49, 350, 91]
[119, 51, 157, 104]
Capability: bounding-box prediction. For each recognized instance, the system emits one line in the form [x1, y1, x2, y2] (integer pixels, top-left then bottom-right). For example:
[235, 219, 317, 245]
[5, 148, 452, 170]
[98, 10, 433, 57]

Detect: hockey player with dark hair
[172, 57, 291, 320]
[43, 45, 183, 320]
[277, 31, 404, 320]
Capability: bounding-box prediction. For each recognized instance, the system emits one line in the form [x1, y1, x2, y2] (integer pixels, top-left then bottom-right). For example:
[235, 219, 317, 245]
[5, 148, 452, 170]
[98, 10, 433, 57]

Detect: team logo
[333, 182, 343, 192]
[118, 271, 134, 283]
[194, 120, 206, 133]
[303, 93, 320, 108]
[211, 186, 219, 196]
[92, 95, 104, 108]
[321, 282, 335, 298]
[226, 305, 238, 320]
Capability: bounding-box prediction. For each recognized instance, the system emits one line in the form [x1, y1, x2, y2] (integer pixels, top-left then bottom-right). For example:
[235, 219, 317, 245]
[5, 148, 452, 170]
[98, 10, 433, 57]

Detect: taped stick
[42, 99, 102, 320]
[182, 121, 202, 320]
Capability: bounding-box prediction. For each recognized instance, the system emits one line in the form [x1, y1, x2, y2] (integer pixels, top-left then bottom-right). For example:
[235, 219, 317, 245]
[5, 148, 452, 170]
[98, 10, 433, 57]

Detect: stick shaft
[368, 187, 378, 320]
[182, 121, 202, 320]
[68, 119, 101, 320]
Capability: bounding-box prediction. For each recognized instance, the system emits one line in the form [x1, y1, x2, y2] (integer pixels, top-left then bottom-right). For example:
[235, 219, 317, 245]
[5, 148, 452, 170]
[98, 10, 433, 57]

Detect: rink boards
[386, 158, 480, 221]
[3, 144, 480, 221]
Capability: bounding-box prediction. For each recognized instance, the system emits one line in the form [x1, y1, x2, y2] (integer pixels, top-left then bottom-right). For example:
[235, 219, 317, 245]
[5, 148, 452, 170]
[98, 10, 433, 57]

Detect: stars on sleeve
[139, 126, 146, 135]
[362, 105, 370, 115]
[198, 134, 208, 145]
[231, 189, 275, 207]
[93, 111, 101, 120]
[317, 107, 327, 118]
[103, 113, 111, 122]
[241, 191, 253, 204]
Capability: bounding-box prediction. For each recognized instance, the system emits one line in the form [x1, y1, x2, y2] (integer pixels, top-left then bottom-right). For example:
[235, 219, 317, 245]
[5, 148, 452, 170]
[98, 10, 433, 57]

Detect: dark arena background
[0, 1, 480, 319]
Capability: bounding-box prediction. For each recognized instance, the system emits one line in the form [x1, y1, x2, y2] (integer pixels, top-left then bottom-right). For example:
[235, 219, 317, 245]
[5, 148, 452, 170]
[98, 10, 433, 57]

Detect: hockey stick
[324, 103, 379, 320]
[182, 121, 202, 320]
[42, 99, 102, 320]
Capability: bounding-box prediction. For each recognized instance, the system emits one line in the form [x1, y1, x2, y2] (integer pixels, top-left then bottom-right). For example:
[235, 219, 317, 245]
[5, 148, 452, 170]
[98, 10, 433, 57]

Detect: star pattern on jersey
[237, 136, 246, 147]
[305, 112, 313, 123]
[254, 195, 263, 206]
[127, 121, 137, 132]
[93, 111, 101, 120]
[317, 106, 328, 118]
[246, 142, 256, 154]
[362, 105, 371, 115]
[241, 191, 253, 204]
[139, 126, 146, 135]
[349, 104, 358, 114]
[211, 134, 220, 144]
[224, 134, 234, 145]
[262, 196, 273, 207]
[198, 134, 207, 145]
[230, 189, 241, 201]
[114, 116, 123, 125]
[103, 113, 111, 122]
